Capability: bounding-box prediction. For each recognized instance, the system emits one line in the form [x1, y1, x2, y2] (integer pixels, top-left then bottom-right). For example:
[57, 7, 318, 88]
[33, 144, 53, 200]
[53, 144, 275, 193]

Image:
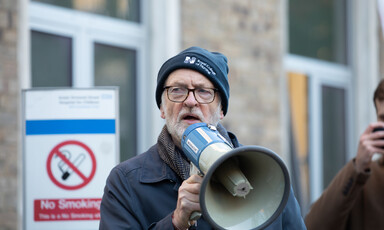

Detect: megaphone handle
[188, 163, 203, 222]
[190, 211, 202, 221]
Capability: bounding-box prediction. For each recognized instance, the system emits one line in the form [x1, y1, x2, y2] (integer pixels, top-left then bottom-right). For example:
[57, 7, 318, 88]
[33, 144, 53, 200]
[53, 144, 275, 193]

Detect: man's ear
[160, 104, 165, 119]
[220, 105, 224, 120]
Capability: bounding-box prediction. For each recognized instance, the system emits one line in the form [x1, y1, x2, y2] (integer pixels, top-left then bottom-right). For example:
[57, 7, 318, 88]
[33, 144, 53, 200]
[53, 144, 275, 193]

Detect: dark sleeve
[264, 187, 306, 230]
[281, 187, 307, 230]
[99, 167, 174, 230]
[304, 160, 370, 230]
[148, 213, 175, 230]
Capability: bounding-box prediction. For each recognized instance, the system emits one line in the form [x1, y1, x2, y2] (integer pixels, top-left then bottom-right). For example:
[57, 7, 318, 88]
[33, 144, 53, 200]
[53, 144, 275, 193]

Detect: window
[29, 0, 147, 161]
[321, 85, 347, 187]
[286, 0, 352, 215]
[286, 56, 352, 214]
[94, 43, 137, 160]
[31, 31, 72, 87]
[289, 0, 348, 64]
[32, 0, 140, 22]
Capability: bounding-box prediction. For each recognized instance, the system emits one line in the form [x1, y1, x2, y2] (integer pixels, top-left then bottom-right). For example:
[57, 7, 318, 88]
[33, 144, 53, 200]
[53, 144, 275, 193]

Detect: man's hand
[355, 122, 384, 173]
[172, 174, 203, 229]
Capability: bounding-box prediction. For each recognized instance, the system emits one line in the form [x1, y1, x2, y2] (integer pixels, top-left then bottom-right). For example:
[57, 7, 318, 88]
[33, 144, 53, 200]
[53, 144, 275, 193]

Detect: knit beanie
[156, 46, 230, 115]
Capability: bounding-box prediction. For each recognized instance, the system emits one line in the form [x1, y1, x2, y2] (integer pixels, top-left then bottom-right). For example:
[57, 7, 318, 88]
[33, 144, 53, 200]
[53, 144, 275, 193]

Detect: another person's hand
[355, 122, 384, 173]
[172, 174, 202, 229]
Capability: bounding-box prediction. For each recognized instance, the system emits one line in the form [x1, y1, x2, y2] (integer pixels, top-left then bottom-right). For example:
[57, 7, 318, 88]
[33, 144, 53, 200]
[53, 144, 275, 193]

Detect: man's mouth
[181, 114, 201, 124]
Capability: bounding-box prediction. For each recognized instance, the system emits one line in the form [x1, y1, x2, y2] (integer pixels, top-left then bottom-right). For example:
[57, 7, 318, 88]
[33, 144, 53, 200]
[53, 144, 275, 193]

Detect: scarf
[157, 123, 232, 180]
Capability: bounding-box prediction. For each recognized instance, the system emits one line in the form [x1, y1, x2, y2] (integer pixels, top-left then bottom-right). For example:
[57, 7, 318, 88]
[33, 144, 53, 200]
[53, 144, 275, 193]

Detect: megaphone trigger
[189, 162, 203, 177]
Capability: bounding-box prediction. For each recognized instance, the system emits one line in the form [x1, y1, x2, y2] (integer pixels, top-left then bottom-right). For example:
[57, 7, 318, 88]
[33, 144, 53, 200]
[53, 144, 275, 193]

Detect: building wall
[181, 0, 285, 156]
[380, 24, 384, 80]
[0, 0, 19, 229]
[0, 1, 381, 230]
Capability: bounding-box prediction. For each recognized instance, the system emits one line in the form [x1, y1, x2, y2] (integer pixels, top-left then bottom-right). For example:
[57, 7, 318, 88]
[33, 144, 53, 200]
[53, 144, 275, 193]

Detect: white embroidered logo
[183, 56, 216, 76]
[184, 56, 196, 64]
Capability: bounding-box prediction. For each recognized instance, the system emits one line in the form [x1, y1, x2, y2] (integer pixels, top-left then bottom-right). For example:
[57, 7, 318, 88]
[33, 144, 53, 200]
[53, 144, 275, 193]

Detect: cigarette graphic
[57, 150, 86, 180]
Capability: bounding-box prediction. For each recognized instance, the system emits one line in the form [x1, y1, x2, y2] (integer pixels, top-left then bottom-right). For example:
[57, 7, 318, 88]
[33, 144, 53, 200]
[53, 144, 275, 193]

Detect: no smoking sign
[23, 88, 118, 229]
[47, 140, 97, 190]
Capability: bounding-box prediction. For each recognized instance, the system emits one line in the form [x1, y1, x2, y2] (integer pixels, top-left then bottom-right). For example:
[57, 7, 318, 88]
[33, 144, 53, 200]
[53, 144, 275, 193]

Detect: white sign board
[22, 88, 119, 230]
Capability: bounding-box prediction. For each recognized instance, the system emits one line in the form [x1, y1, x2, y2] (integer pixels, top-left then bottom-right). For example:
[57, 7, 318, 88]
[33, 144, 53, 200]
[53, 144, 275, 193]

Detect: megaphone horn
[181, 123, 290, 230]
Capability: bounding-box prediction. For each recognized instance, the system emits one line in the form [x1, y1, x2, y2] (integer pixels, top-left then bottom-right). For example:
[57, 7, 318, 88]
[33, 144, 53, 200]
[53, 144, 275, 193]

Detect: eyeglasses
[164, 86, 217, 104]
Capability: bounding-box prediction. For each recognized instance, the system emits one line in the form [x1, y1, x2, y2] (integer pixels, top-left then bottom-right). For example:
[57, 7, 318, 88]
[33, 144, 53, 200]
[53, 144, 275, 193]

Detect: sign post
[22, 88, 119, 230]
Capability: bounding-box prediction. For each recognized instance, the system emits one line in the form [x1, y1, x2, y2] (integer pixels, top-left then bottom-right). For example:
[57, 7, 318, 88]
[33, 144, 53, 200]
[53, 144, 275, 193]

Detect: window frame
[284, 54, 354, 203]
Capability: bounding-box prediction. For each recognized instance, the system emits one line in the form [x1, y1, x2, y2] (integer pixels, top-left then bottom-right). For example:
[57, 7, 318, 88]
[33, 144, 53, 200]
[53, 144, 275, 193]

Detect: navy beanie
[156, 46, 230, 115]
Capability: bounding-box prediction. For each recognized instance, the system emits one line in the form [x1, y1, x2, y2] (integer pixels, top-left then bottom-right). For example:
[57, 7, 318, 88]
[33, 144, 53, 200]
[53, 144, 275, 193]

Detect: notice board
[22, 88, 119, 230]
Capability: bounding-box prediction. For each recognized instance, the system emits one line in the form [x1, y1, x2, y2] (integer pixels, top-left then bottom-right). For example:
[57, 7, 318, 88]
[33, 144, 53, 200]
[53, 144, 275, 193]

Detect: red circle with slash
[46, 140, 97, 190]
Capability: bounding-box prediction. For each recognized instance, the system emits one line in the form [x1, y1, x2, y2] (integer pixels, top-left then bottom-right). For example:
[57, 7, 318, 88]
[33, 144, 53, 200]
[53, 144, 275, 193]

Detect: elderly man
[305, 80, 384, 230]
[99, 46, 306, 229]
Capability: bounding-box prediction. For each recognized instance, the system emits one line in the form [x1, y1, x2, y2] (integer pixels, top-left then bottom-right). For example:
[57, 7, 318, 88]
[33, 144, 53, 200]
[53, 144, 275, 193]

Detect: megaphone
[181, 123, 290, 230]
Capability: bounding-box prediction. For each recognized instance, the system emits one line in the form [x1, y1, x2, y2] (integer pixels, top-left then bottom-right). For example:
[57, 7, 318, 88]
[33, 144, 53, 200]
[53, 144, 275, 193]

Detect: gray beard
[164, 106, 222, 149]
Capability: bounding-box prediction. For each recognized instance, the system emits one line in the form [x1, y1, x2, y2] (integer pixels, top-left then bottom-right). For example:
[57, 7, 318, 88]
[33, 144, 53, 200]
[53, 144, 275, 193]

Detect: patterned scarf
[157, 123, 232, 180]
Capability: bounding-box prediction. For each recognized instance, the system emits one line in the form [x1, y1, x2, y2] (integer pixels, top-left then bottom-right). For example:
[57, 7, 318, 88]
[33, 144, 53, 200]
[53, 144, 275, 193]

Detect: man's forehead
[165, 69, 214, 87]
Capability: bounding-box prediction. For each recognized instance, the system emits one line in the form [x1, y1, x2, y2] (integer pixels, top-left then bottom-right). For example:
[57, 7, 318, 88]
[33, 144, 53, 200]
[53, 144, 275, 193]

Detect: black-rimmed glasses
[164, 86, 217, 104]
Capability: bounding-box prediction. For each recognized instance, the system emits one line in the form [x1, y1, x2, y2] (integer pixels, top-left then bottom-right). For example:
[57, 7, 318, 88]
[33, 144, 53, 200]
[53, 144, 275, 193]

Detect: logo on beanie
[184, 56, 196, 64]
[184, 56, 216, 76]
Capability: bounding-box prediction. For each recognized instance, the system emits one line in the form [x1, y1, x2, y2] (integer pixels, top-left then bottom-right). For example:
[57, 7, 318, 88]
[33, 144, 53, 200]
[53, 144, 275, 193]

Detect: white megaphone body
[181, 123, 290, 230]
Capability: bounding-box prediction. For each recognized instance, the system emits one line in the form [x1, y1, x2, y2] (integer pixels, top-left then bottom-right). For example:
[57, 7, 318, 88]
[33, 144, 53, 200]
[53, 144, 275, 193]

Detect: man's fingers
[186, 174, 203, 183]
[173, 175, 203, 229]
[365, 122, 384, 136]
[178, 174, 203, 203]
[182, 174, 202, 194]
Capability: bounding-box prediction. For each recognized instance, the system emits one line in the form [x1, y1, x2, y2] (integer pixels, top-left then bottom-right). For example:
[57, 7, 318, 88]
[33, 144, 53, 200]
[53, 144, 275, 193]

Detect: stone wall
[0, 0, 19, 229]
[181, 0, 284, 154]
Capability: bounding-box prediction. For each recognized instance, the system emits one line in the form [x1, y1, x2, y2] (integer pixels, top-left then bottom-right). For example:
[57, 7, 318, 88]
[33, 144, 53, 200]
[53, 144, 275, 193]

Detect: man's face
[160, 69, 224, 147]
[375, 99, 384, 122]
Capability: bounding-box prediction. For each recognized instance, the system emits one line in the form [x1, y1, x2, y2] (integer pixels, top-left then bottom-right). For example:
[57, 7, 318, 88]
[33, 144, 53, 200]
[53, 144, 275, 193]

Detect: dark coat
[99, 134, 306, 229]
[305, 158, 384, 230]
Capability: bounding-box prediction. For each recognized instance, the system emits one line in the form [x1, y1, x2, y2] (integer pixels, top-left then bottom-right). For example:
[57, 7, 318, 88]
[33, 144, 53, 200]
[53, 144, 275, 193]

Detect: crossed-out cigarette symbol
[56, 150, 86, 180]
[47, 140, 97, 190]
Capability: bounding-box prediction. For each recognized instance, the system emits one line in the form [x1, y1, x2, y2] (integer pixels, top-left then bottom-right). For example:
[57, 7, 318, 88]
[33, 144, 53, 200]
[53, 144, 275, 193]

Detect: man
[99, 46, 306, 229]
[305, 79, 384, 230]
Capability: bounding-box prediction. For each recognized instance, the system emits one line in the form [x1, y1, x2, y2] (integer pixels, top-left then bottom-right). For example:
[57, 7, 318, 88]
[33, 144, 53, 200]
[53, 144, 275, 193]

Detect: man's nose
[183, 91, 198, 107]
